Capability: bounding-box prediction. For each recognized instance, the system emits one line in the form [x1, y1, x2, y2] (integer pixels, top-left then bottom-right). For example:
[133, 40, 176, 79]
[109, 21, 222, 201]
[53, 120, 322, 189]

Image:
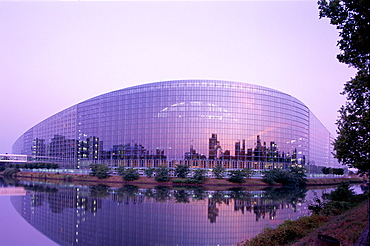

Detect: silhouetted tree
[212, 165, 225, 179]
[89, 164, 110, 179]
[155, 166, 170, 182]
[318, 0, 370, 173]
[144, 167, 155, 177]
[174, 164, 189, 178]
[121, 168, 139, 181]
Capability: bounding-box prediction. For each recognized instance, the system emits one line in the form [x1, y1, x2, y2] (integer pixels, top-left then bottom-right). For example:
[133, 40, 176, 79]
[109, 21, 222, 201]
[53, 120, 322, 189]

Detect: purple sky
[0, 1, 355, 154]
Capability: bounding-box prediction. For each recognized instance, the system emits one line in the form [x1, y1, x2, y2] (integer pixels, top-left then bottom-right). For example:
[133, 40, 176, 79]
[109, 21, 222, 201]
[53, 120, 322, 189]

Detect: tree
[228, 168, 252, 183]
[51, 163, 59, 169]
[289, 166, 307, 186]
[144, 167, 155, 178]
[318, 0, 370, 173]
[334, 72, 370, 173]
[174, 164, 189, 178]
[89, 164, 110, 179]
[155, 166, 170, 182]
[212, 165, 225, 179]
[263, 167, 307, 186]
[326, 182, 354, 201]
[121, 168, 139, 181]
[3, 168, 18, 177]
[193, 169, 207, 182]
[322, 167, 332, 174]
[117, 166, 126, 176]
[332, 168, 344, 175]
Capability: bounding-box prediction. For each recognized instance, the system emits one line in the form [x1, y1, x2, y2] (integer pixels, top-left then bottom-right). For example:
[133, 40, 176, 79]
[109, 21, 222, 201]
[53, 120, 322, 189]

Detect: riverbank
[238, 200, 369, 246]
[4, 171, 364, 189]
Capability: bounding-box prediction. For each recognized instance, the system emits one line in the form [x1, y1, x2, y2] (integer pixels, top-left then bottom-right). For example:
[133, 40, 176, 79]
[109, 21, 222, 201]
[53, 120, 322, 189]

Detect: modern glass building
[12, 80, 338, 172]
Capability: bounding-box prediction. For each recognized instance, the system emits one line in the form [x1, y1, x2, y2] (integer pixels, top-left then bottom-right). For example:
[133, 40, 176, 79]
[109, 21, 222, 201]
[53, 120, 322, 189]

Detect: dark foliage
[228, 168, 252, 183]
[89, 164, 110, 179]
[318, 0, 370, 173]
[144, 167, 155, 178]
[212, 165, 225, 179]
[120, 168, 139, 181]
[308, 182, 367, 215]
[3, 168, 18, 177]
[263, 166, 307, 186]
[174, 164, 190, 178]
[154, 166, 170, 182]
[193, 169, 207, 182]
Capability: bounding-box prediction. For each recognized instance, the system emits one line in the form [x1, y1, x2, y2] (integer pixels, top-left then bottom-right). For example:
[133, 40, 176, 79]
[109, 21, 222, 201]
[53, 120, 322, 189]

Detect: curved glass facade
[12, 80, 338, 171]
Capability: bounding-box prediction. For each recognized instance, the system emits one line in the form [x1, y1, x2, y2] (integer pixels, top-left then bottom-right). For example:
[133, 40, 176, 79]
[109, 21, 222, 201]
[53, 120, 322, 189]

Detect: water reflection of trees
[252, 186, 307, 221]
[86, 185, 307, 223]
[0, 176, 20, 187]
[174, 190, 190, 203]
[153, 186, 171, 202]
[23, 184, 58, 193]
[89, 184, 111, 198]
[262, 186, 307, 212]
[14, 181, 307, 223]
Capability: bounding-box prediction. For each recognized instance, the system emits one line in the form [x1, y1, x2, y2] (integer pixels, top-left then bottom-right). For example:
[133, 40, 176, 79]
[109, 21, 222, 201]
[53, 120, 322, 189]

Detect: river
[0, 178, 366, 246]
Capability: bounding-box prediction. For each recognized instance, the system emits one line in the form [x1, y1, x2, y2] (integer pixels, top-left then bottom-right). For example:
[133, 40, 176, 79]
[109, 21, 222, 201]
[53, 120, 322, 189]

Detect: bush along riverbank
[0, 165, 363, 189]
[238, 182, 369, 246]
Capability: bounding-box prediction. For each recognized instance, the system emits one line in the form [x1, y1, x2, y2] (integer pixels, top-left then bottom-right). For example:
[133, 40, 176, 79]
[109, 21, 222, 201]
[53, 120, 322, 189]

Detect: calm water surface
[0, 179, 366, 246]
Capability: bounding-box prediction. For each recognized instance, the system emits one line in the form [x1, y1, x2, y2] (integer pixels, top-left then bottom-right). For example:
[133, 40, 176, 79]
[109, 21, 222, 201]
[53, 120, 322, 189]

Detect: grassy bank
[291, 200, 368, 246]
[238, 182, 369, 246]
[238, 200, 368, 246]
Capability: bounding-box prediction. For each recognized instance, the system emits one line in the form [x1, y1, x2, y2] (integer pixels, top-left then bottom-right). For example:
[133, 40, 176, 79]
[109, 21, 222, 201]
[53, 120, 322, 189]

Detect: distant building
[0, 153, 28, 163]
[12, 80, 338, 171]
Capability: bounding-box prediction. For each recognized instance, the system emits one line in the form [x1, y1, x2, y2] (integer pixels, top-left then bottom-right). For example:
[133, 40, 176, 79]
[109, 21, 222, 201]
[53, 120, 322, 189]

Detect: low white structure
[0, 153, 27, 163]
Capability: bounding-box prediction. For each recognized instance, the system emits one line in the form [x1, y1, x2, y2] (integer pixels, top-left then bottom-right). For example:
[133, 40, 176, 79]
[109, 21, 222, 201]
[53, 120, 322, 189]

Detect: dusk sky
[0, 1, 355, 154]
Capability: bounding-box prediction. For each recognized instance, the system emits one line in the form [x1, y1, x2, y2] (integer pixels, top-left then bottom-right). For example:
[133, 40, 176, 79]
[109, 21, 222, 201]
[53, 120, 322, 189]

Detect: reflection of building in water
[207, 199, 219, 223]
[234, 200, 253, 214]
[13, 80, 339, 172]
[10, 184, 318, 246]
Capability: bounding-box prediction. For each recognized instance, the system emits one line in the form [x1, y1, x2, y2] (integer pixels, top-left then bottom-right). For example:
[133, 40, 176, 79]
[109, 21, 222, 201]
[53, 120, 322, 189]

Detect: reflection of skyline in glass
[11, 182, 331, 246]
[12, 80, 337, 170]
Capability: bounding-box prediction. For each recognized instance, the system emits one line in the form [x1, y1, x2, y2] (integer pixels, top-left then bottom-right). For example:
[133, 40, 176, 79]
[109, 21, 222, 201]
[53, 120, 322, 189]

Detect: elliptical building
[13, 80, 338, 172]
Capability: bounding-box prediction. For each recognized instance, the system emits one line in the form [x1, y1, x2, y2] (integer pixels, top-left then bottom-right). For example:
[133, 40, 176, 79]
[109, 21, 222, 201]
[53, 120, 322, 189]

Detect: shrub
[122, 168, 139, 181]
[89, 164, 110, 179]
[172, 178, 203, 184]
[308, 182, 367, 216]
[332, 168, 344, 175]
[66, 175, 73, 182]
[326, 182, 354, 201]
[212, 165, 225, 179]
[263, 167, 306, 186]
[144, 167, 155, 177]
[243, 214, 328, 246]
[228, 168, 252, 183]
[193, 169, 207, 182]
[3, 168, 18, 177]
[174, 165, 189, 178]
[172, 178, 187, 183]
[185, 178, 202, 184]
[322, 167, 331, 174]
[155, 166, 170, 182]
